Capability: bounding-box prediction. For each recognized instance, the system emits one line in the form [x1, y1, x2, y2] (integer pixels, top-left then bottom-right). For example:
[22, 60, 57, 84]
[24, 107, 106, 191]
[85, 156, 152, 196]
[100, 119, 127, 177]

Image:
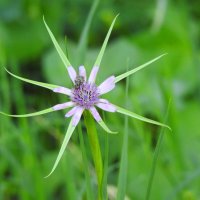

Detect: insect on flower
[0, 15, 171, 177]
[74, 75, 85, 89]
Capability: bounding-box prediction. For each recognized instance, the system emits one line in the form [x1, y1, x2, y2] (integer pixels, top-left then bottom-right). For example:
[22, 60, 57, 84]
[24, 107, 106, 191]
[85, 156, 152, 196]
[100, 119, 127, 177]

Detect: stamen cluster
[71, 81, 99, 109]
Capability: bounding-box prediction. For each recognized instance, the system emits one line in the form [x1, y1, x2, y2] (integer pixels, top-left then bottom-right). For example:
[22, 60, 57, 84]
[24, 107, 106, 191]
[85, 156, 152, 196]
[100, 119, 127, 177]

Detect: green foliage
[0, 0, 200, 199]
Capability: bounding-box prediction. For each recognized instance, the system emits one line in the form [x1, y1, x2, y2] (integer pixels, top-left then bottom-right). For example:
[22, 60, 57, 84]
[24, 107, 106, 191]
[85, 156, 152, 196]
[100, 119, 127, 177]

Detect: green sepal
[4, 68, 60, 90]
[98, 120, 118, 134]
[93, 14, 119, 67]
[43, 16, 72, 68]
[115, 54, 167, 83]
[115, 105, 171, 130]
[45, 119, 76, 178]
[0, 107, 55, 118]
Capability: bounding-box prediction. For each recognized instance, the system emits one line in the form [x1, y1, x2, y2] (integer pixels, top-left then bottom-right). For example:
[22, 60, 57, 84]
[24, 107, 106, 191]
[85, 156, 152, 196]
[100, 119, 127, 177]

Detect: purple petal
[88, 66, 99, 83]
[89, 107, 102, 122]
[98, 76, 115, 95]
[79, 65, 86, 80]
[53, 102, 74, 111]
[67, 66, 77, 84]
[96, 102, 116, 112]
[72, 107, 84, 126]
[99, 99, 109, 104]
[53, 87, 72, 96]
[65, 106, 79, 117]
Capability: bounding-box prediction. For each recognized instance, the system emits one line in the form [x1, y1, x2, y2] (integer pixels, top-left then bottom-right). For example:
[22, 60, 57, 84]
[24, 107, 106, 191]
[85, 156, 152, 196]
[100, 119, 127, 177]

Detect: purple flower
[0, 15, 170, 177]
[53, 65, 116, 127]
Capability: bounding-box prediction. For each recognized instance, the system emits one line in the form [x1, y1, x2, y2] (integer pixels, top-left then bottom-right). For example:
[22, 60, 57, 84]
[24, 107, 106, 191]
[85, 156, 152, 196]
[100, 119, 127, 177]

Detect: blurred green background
[0, 0, 200, 199]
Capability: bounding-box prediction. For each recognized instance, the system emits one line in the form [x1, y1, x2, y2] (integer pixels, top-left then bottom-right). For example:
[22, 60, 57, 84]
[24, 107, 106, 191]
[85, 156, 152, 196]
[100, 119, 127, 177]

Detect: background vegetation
[0, 0, 200, 199]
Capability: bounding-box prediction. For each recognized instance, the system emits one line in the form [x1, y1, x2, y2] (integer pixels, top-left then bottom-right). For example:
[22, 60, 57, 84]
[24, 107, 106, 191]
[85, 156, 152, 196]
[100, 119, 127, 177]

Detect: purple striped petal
[98, 76, 115, 95]
[88, 66, 99, 83]
[65, 106, 79, 117]
[53, 87, 72, 96]
[79, 65, 86, 80]
[89, 106, 102, 122]
[72, 107, 84, 126]
[53, 102, 74, 111]
[67, 66, 77, 84]
[96, 102, 116, 112]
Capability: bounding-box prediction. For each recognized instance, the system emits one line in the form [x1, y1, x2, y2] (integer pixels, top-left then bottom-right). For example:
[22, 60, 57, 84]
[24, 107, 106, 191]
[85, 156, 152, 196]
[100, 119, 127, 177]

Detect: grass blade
[76, 0, 99, 65]
[145, 99, 171, 200]
[117, 61, 130, 200]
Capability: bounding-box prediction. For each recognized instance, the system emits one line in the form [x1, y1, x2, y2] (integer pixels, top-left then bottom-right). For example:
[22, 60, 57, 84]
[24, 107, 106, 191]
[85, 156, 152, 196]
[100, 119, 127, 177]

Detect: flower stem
[84, 110, 103, 200]
[78, 123, 94, 200]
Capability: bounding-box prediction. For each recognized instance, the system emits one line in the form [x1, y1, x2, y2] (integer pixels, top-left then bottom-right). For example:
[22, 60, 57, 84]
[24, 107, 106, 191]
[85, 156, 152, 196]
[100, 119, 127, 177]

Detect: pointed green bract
[0, 107, 55, 117]
[93, 14, 119, 67]
[76, 0, 99, 65]
[115, 54, 167, 83]
[4, 68, 60, 90]
[98, 120, 118, 134]
[43, 17, 72, 68]
[45, 119, 76, 178]
[116, 106, 171, 130]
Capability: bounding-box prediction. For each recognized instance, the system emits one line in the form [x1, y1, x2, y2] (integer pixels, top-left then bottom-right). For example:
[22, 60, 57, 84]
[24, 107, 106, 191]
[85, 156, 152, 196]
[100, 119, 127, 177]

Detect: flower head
[52, 65, 116, 127]
[0, 15, 171, 177]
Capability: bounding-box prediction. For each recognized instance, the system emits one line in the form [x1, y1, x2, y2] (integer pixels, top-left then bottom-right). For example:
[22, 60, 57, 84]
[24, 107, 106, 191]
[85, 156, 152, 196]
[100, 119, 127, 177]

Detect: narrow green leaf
[93, 14, 119, 67]
[64, 155, 77, 200]
[116, 106, 171, 130]
[76, 0, 99, 65]
[98, 120, 118, 134]
[115, 54, 167, 83]
[0, 107, 55, 118]
[4, 68, 60, 90]
[45, 119, 76, 178]
[43, 17, 72, 68]
[117, 62, 129, 200]
[146, 130, 164, 200]
[145, 99, 171, 200]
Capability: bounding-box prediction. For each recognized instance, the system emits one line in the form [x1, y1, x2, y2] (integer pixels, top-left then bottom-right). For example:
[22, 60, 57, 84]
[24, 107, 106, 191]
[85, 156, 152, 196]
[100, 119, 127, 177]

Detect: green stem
[102, 112, 109, 200]
[84, 110, 103, 200]
[78, 123, 94, 200]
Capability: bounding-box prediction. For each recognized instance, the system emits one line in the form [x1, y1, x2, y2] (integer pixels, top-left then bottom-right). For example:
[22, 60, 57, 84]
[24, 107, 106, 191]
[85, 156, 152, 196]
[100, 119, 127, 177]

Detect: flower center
[71, 80, 99, 109]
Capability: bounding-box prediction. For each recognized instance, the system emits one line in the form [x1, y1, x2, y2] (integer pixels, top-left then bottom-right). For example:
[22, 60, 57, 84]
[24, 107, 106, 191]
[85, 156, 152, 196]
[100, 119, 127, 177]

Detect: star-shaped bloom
[0, 16, 170, 177]
[53, 65, 117, 129]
